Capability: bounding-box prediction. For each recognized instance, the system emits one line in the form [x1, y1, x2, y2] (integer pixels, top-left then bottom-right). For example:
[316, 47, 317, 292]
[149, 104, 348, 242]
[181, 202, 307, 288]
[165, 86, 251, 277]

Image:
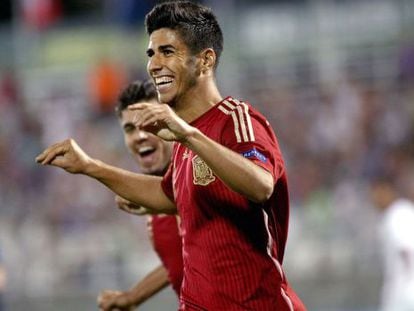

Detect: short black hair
[145, 0, 223, 68]
[115, 79, 157, 117]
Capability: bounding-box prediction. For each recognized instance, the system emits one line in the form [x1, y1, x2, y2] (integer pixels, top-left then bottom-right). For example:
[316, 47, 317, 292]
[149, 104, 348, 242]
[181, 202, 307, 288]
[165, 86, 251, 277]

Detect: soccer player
[36, 1, 306, 310]
[97, 80, 183, 310]
[369, 172, 414, 311]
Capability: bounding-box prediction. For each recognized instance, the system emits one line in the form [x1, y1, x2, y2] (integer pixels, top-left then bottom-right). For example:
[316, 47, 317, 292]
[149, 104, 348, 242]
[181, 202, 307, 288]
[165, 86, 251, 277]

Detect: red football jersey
[149, 215, 184, 296]
[161, 97, 306, 310]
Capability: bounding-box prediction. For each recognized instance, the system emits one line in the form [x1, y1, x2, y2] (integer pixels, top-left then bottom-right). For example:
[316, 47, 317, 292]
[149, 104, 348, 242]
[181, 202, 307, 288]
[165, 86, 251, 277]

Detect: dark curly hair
[115, 79, 157, 117]
[145, 1, 223, 69]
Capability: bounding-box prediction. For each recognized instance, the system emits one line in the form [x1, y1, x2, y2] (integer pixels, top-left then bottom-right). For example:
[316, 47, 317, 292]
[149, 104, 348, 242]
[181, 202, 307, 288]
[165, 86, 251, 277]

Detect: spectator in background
[97, 80, 183, 310]
[369, 169, 414, 311]
[0, 248, 6, 311]
[89, 57, 126, 116]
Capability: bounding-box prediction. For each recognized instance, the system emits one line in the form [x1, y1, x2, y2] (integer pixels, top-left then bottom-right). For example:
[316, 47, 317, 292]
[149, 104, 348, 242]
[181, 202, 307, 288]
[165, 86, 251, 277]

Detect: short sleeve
[220, 106, 284, 181]
[161, 163, 175, 202]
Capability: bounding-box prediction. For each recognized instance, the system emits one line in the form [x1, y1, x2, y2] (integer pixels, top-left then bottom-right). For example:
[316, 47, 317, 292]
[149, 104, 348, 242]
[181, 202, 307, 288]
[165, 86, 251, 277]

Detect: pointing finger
[35, 142, 59, 163]
[41, 145, 66, 165]
[35, 153, 46, 163]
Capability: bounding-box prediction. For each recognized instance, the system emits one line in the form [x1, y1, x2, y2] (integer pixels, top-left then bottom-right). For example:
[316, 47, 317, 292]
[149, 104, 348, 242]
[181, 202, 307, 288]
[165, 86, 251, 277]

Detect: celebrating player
[36, 1, 306, 309]
[97, 80, 183, 310]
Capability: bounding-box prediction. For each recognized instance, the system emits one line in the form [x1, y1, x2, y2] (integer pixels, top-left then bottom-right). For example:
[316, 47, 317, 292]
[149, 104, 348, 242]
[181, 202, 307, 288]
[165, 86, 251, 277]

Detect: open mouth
[138, 146, 156, 157]
[155, 76, 174, 90]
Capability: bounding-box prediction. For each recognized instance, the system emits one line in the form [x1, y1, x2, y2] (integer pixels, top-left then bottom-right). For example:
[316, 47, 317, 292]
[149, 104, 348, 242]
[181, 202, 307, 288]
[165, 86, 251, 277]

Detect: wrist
[83, 158, 101, 176]
[126, 290, 144, 307]
[181, 127, 201, 147]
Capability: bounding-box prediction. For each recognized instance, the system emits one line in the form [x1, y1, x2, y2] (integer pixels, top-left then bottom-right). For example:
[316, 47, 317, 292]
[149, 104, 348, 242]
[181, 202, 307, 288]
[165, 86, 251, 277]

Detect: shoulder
[385, 199, 414, 234]
[217, 97, 267, 121]
[218, 96, 273, 138]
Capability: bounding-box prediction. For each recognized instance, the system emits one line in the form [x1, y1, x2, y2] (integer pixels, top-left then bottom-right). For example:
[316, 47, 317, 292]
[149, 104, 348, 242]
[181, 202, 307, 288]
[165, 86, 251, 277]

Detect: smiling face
[146, 28, 199, 107]
[120, 101, 172, 175]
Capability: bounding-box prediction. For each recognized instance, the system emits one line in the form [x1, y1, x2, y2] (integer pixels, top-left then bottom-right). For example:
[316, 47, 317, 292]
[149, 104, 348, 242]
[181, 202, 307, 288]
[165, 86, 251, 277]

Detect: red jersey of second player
[149, 215, 183, 296]
[161, 97, 306, 310]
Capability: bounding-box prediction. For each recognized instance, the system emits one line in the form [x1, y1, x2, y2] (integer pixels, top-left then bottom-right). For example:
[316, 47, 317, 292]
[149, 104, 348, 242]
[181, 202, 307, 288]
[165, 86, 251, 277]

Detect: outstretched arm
[35, 139, 176, 214]
[131, 103, 274, 203]
[115, 195, 162, 216]
[97, 265, 170, 311]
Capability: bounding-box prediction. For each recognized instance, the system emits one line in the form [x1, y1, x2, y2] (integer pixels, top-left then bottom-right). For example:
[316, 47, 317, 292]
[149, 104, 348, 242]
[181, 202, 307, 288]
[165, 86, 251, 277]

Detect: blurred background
[0, 0, 414, 310]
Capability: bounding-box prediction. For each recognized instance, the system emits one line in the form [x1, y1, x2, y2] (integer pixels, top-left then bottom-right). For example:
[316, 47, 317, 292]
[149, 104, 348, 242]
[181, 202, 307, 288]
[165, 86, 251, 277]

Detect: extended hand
[35, 138, 93, 174]
[128, 103, 196, 142]
[97, 290, 135, 311]
[115, 195, 155, 216]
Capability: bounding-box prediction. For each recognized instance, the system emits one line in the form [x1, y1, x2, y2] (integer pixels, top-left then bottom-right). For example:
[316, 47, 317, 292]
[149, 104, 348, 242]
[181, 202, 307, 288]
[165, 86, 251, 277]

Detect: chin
[158, 93, 176, 106]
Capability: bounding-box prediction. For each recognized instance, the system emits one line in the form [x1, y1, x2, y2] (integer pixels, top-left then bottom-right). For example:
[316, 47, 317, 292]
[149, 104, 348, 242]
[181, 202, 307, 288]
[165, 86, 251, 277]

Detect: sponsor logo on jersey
[192, 155, 216, 186]
[242, 148, 267, 163]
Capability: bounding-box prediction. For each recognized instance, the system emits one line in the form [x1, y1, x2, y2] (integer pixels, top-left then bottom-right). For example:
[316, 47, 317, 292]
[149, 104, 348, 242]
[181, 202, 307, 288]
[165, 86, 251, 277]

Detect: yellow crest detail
[192, 155, 216, 186]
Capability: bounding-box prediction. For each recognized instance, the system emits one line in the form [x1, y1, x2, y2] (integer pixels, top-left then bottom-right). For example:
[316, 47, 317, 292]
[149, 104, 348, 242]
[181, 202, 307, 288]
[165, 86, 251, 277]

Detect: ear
[199, 48, 216, 73]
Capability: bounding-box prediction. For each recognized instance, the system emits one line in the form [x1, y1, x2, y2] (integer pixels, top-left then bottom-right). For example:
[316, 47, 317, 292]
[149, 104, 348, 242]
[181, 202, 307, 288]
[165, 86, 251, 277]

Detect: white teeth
[155, 76, 173, 85]
[138, 146, 155, 155]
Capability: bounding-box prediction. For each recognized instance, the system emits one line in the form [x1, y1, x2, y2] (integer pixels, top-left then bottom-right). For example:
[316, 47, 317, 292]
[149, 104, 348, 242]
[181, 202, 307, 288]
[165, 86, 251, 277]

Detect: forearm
[86, 159, 176, 214]
[127, 265, 170, 307]
[183, 130, 274, 203]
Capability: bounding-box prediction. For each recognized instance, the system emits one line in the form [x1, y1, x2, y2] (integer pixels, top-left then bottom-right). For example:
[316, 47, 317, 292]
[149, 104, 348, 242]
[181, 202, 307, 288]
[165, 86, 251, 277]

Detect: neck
[174, 77, 222, 123]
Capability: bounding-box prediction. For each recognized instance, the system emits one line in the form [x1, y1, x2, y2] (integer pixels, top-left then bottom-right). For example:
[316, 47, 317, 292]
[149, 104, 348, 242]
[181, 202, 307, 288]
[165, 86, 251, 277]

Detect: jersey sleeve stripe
[220, 98, 256, 143]
[234, 105, 249, 142]
[240, 101, 255, 142]
[217, 104, 230, 114]
[222, 99, 237, 110]
[218, 105, 242, 143]
[228, 98, 256, 143]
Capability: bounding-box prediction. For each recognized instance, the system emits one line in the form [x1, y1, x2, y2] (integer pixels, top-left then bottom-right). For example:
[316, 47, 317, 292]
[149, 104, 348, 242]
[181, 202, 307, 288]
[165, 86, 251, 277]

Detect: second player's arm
[127, 265, 170, 306]
[98, 265, 170, 310]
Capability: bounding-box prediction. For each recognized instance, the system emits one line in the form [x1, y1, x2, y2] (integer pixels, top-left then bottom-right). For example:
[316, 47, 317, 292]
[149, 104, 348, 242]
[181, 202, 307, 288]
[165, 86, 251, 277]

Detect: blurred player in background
[370, 170, 414, 311]
[36, 1, 306, 309]
[0, 247, 6, 311]
[97, 80, 183, 310]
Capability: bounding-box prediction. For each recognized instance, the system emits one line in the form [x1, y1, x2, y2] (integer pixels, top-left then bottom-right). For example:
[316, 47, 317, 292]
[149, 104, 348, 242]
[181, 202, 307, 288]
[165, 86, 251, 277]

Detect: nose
[130, 127, 149, 144]
[147, 54, 162, 76]
[136, 129, 149, 141]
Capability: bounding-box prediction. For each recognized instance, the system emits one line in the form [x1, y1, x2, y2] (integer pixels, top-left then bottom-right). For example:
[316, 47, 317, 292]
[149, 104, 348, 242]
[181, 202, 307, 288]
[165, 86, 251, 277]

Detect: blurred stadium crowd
[0, 0, 413, 310]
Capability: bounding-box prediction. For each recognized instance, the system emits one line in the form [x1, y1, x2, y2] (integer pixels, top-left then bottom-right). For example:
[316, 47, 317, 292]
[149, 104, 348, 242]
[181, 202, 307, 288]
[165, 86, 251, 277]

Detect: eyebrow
[146, 44, 176, 56]
[159, 44, 175, 51]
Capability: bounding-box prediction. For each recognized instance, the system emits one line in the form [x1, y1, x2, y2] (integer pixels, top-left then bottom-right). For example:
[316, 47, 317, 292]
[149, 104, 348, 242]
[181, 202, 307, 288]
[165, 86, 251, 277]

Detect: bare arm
[97, 265, 170, 310]
[131, 104, 274, 203]
[183, 129, 274, 202]
[35, 139, 176, 214]
[115, 195, 161, 216]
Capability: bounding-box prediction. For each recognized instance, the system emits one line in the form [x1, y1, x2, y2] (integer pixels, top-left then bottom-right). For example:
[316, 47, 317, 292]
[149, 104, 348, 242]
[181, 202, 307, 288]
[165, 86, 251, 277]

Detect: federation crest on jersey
[192, 155, 216, 186]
